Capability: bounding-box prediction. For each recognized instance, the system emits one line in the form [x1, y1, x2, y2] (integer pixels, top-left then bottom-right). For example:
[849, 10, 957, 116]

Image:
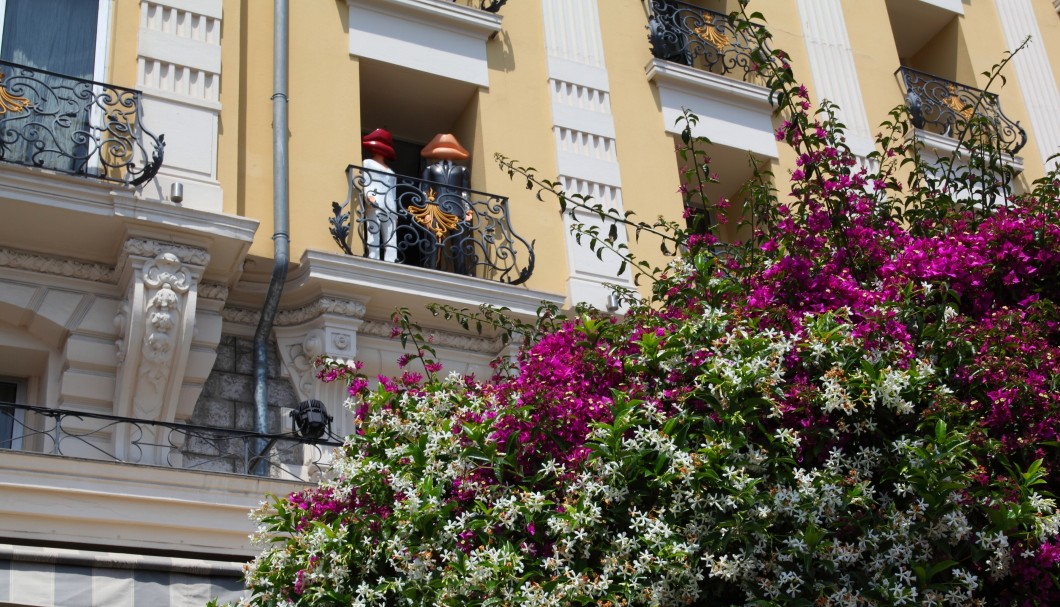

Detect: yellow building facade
[0, 0, 1058, 602]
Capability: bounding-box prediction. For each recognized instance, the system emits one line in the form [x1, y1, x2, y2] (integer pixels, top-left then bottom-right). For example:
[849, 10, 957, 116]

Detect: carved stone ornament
[284, 329, 325, 400]
[198, 281, 230, 301]
[123, 238, 210, 267]
[133, 252, 192, 416]
[113, 244, 202, 429]
[0, 246, 115, 282]
[332, 332, 351, 351]
[114, 302, 130, 362]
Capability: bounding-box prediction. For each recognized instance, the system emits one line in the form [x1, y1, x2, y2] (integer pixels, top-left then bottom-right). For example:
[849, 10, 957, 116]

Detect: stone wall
[185, 335, 299, 473]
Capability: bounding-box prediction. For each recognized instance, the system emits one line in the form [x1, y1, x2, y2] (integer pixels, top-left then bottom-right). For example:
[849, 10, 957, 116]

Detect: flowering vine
[229, 2, 1060, 606]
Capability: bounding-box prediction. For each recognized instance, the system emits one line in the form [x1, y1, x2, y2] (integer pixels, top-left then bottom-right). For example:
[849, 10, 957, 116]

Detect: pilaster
[112, 238, 210, 464]
[541, 0, 633, 309]
[796, 0, 875, 159]
[993, 0, 1060, 172]
[136, 0, 224, 210]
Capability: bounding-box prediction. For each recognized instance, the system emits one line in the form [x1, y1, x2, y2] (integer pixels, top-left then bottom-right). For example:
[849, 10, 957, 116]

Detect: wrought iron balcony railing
[450, 0, 508, 11]
[897, 66, 1027, 155]
[0, 60, 164, 186]
[647, 0, 767, 83]
[0, 402, 340, 482]
[330, 164, 535, 285]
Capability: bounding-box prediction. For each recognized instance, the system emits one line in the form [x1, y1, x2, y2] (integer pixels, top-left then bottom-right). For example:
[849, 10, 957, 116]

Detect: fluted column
[994, 0, 1060, 171]
[541, 0, 633, 308]
[796, 0, 875, 159]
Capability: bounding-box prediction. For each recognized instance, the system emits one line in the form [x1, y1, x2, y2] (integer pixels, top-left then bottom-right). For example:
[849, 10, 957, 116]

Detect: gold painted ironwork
[944, 84, 975, 120]
[693, 15, 731, 50]
[0, 71, 32, 114]
[413, 188, 460, 239]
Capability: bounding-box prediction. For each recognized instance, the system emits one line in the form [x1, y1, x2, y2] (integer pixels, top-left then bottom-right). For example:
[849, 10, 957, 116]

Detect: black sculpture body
[414, 134, 476, 276]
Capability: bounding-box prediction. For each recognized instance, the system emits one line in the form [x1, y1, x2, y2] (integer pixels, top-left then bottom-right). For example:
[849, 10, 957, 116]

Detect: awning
[0, 544, 246, 607]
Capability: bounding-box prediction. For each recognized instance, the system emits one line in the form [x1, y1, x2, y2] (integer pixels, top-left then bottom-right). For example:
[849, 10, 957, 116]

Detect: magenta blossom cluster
[490, 321, 624, 470]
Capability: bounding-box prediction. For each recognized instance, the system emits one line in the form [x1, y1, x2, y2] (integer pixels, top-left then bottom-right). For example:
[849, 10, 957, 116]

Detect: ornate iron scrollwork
[647, 0, 767, 83]
[896, 66, 1027, 156]
[331, 164, 536, 286]
[0, 60, 165, 186]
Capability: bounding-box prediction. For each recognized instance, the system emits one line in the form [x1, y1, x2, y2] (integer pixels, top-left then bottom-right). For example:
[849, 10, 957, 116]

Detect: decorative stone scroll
[274, 299, 367, 400]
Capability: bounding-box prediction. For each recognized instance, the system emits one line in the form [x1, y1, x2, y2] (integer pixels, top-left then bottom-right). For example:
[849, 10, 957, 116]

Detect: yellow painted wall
[112, 0, 1057, 297]
[108, 0, 140, 89]
[476, 0, 568, 295]
[288, 1, 362, 259]
[600, 0, 685, 281]
[218, 0, 273, 242]
[218, 1, 361, 263]
[756, 0, 805, 214]
[841, 0, 905, 139]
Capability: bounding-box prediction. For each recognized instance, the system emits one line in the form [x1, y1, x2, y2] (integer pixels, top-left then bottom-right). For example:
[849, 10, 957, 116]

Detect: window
[0, 0, 111, 172]
[0, 377, 25, 450]
[884, 0, 972, 86]
[0, 0, 108, 80]
[676, 134, 767, 244]
[357, 60, 485, 274]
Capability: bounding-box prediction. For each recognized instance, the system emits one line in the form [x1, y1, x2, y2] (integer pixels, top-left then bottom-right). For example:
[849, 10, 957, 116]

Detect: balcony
[452, 0, 508, 10]
[0, 402, 338, 482]
[0, 60, 164, 186]
[897, 66, 1027, 156]
[647, 0, 766, 83]
[330, 164, 535, 285]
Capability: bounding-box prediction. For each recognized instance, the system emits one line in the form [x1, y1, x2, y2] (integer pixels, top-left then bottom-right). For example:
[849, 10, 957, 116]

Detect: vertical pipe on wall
[252, 0, 289, 476]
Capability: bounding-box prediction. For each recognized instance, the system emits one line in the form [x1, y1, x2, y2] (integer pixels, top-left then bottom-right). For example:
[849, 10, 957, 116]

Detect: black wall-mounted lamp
[290, 399, 333, 440]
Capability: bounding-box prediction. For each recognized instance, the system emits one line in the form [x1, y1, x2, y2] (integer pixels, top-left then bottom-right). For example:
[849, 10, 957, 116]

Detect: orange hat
[362, 128, 397, 161]
[421, 133, 469, 161]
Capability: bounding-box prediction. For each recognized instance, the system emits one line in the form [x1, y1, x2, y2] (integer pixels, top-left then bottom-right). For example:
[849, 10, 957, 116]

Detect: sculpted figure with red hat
[361, 128, 399, 261]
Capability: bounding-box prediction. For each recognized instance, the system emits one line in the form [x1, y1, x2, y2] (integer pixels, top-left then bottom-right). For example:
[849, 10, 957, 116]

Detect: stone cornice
[220, 307, 260, 326]
[0, 245, 234, 300]
[225, 303, 502, 354]
[359, 319, 503, 354]
[223, 297, 367, 327]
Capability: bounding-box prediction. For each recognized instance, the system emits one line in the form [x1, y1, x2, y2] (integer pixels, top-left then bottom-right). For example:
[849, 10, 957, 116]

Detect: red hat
[362, 128, 397, 161]
[421, 133, 469, 161]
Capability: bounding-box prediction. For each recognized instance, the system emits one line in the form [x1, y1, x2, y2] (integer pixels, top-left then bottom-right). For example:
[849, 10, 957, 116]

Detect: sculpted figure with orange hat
[420, 133, 476, 275]
[361, 128, 399, 261]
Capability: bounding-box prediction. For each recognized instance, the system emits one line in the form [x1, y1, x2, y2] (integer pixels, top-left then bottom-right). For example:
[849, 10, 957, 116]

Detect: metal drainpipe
[252, 0, 289, 476]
